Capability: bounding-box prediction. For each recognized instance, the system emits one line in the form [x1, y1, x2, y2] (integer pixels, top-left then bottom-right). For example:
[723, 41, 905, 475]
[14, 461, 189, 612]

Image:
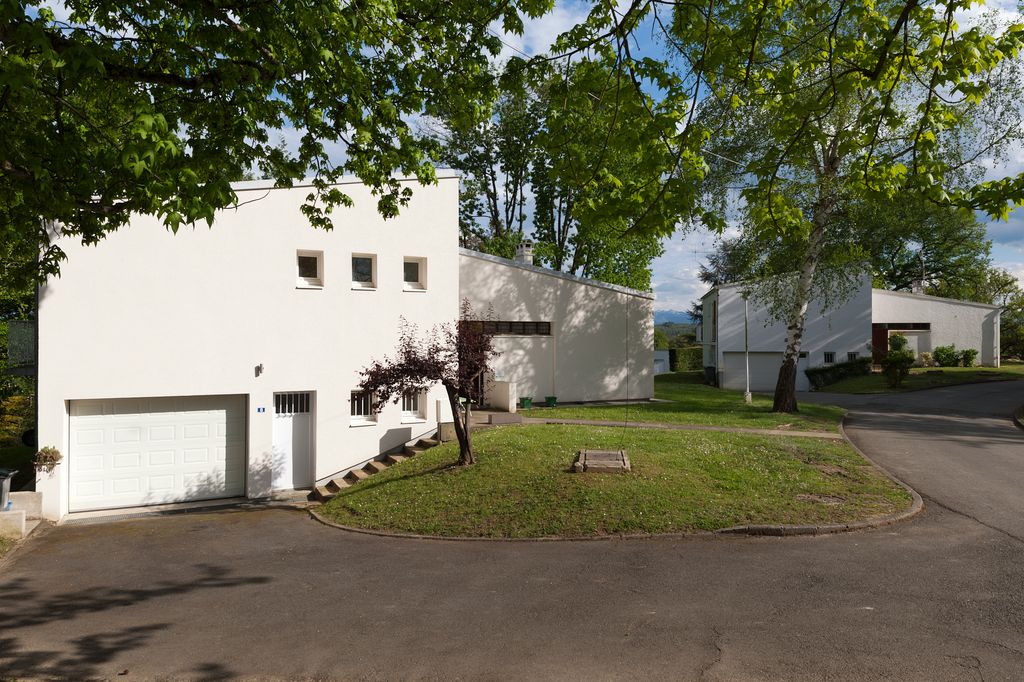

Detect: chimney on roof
[514, 240, 534, 266]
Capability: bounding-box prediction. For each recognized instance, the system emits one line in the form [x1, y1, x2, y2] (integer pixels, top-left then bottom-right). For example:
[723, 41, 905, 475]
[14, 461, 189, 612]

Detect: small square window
[847, 352, 859, 362]
[296, 250, 323, 289]
[401, 390, 426, 422]
[350, 390, 376, 425]
[352, 254, 376, 289]
[403, 257, 426, 291]
[824, 352, 836, 365]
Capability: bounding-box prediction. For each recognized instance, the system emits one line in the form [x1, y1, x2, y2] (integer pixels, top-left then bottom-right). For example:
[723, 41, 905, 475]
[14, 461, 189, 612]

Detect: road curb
[717, 416, 924, 536]
[1012, 406, 1024, 432]
[309, 414, 923, 541]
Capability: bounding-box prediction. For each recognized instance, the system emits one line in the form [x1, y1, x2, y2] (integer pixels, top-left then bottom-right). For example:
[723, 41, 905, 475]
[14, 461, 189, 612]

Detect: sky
[496, 0, 1024, 312]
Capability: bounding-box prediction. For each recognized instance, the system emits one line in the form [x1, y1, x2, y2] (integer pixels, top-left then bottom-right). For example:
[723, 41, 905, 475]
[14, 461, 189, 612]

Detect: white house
[32, 177, 653, 521]
[701, 275, 1000, 392]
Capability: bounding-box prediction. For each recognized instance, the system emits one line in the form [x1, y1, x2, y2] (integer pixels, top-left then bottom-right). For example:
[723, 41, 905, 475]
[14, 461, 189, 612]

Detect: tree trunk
[772, 206, 831, 413]
[445, 384, 474, 465]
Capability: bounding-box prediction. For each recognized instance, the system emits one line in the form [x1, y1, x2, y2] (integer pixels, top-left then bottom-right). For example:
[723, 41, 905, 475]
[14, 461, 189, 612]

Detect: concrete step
[385, 454, 408, 465]
[403, 445, 426, 457]
[313, 485, 335, 501]
[364, 460, 389, 474]
[417, 438, 440, 448]
[326, 477, 350, 493]
[345, 468, 371, 484]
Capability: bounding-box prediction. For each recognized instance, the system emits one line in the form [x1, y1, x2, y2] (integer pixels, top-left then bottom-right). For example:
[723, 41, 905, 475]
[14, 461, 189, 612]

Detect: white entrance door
[69, 395, 246, 512]
[272, 392, 314, 490]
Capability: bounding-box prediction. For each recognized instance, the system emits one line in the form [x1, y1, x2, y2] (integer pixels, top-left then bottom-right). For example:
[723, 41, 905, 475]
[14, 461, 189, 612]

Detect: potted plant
[544, 396, 558, 407]
[519, 396, 533, 409]
[34, 446, 63, 473]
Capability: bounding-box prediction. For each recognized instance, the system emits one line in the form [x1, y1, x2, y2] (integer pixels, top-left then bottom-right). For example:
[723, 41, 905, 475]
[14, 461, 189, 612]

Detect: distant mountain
[654, 310, 697, 325]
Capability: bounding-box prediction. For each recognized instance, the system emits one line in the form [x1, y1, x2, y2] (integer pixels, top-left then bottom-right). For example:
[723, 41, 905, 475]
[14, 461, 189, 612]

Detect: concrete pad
[0, 509, 26, 538]
[572, 449, 631, 473]
[9, 492, 42, 519]
[488, 413, 523, 425]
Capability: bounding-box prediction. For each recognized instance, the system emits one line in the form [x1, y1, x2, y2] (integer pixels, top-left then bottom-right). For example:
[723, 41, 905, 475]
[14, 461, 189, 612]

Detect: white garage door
[722, 352, 810, 392]
[69, 395, 246, 512]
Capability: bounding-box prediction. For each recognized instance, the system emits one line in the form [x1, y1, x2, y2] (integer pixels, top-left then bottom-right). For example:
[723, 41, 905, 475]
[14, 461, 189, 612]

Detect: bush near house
[881, 334, 916, 387]
[933, 345, 959, 367]
[959, 348, 979, 367]
[669, 346, 702, 372]
[917, 351, 934, 367]
[804, 357, 872, 390]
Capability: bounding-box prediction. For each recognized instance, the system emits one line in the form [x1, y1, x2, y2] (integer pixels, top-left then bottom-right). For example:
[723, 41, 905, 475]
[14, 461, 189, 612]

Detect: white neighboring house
[701, 275, 1000, 392]
[32, 178, 654, 521]
[459, 245, 654, 406]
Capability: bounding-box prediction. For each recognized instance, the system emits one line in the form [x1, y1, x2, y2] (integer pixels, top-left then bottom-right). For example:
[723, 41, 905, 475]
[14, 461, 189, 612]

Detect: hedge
[669, 346, 702, 372]
[804, 357, 873, 389]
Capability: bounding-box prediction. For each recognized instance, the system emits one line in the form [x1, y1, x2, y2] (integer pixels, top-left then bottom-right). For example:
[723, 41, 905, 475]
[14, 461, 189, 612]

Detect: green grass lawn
[822, 363, 1024, 394]
[519, 371, 845, 432]
[319, 425, 911, 538]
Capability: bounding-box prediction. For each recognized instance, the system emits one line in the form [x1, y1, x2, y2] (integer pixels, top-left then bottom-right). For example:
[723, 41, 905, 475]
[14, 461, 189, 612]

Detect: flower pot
[519, 397, 533, 409]
[544, 396, 557, 407]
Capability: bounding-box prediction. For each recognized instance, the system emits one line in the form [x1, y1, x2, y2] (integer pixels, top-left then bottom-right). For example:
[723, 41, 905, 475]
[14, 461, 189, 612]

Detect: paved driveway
[2, 382, 1023, 680]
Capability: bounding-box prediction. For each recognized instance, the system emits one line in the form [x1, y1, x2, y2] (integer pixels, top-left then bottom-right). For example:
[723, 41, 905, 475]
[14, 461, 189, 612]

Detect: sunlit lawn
[519, 371, 845, 432]
[320, 425, 910, 538]
[823, 362, 1024, 394]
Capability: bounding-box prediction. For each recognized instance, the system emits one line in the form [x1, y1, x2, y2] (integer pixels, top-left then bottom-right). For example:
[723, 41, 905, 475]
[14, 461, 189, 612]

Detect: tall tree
[1, 0, 552, 280]
[557, 1, 1024, 411]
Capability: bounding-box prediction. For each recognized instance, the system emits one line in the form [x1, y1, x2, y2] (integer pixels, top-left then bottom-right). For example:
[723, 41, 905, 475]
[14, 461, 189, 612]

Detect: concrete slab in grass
[572, 450, 631, 473]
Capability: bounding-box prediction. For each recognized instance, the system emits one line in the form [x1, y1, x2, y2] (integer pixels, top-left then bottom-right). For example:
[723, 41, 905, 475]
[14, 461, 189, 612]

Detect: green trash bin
[519, 397, 533, 409]
[544, 396, 558, 407]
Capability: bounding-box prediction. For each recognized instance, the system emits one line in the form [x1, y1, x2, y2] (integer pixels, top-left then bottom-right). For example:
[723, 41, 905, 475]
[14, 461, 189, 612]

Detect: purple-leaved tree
[359, 301, 497, 466]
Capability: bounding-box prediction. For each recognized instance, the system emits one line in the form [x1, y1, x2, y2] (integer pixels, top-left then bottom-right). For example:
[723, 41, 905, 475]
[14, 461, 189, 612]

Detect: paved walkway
[1, 382, 1022, 680]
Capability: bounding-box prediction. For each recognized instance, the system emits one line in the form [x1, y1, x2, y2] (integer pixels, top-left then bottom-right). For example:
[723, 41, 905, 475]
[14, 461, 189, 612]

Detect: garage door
[69, 395, 246, 512]
[722, 352, 810, 392]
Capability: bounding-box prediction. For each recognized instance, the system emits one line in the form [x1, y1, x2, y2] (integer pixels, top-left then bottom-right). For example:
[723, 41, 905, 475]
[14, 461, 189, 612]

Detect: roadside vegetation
[520, 372, 845, 432]
[319, 424, 911, 538]
[822, 363, 1024, 394]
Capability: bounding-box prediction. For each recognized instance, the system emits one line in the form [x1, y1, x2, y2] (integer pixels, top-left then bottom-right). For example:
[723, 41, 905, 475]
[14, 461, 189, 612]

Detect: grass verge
[319, 425, 911, 538]
[823, 363, 1024, 394]
[520, 372, 844, 432]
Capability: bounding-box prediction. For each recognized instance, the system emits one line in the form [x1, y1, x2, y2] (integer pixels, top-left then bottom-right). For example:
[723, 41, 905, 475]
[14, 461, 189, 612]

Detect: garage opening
[68, 395, 246, 512]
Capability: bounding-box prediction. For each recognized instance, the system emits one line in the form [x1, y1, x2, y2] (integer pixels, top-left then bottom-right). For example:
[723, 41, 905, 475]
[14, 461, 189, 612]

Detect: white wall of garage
[36, 177, 460, 520]
[872, 290, 1001, 366]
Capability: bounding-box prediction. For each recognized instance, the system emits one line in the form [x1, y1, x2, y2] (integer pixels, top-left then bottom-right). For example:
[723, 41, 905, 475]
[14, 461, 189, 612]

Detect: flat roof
[872, 288, 1000, 310]
[459, 248, 655, 300]
[230, 171, 460, 193]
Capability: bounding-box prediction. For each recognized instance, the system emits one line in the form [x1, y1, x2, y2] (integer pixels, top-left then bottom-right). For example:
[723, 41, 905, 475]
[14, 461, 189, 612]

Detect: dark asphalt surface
[2, 381, 1023, 681]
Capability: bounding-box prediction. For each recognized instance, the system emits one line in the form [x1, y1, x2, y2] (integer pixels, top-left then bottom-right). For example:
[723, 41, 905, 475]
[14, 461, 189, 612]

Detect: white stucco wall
[458, 250, 654, 403]
[36, 177, 460, 520]
[871, 290, 1000, 366]
[704, 275, 874, 392]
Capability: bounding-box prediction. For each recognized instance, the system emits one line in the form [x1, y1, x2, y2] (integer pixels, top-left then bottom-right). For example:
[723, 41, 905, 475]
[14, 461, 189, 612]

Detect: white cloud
[491, 1, 592, 59]
[650, 228, 723, 311]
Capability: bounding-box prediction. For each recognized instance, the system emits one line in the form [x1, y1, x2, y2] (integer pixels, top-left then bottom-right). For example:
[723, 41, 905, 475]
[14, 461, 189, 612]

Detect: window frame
[823, 351, 836, 365]
[402, 257, 427, 292]
[847, 352, 859, 362]
[351, 253, 377, 290]
[350, 390, 377, 426]
[400, 389, 426, 423]
[296, 250, 324, 289]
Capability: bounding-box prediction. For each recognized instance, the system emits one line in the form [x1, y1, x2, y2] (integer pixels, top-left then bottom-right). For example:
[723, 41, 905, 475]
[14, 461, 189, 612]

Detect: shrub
[882, 334, 915, 386]
[918, 351, 934, 367]
[933, 344, 958, 367]
[804, 357, 873, 389]
[33, 446, 62, 473]
[669, 346, 702, 372]
[959, 348, 979, 367]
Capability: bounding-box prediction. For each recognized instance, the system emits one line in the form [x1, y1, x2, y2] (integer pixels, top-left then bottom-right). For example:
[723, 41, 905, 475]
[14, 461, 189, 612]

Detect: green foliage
[654, 328, 669, 350]
[1, 0, 554, 280]
[881, 335, 916, 387]
[804, 358, 873, 390]
[933, 344, 959, 367]
[959, 348, 979, 367]
[1002, 293, 1024, 359]
[669, 346, 703, 372]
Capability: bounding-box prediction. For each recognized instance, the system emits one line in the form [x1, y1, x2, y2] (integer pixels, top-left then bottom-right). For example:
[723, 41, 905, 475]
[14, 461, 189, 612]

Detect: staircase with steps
[310, 437, 440, 502]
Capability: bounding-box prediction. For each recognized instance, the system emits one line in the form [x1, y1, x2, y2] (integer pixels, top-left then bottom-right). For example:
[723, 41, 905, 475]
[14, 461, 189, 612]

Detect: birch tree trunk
[445, 384, 475, 465]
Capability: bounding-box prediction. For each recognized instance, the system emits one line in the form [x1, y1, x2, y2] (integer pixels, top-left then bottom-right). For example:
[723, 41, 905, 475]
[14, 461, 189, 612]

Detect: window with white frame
[350, 390, 375, 424]
[824, 351, 836, 365]
[847, 352, 859, 362]
[401, 389, 425, 421]
[403, 257, 426, 291]
[296, 250, 324, 289]
[351, 254, 376, 289]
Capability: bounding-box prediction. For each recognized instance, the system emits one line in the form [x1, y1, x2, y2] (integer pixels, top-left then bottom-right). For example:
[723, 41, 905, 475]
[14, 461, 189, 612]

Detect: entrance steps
[310, 436, 441, 502]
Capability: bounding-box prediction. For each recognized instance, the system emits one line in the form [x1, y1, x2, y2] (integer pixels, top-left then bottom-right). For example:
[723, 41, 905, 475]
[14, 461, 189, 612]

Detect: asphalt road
[2, 381, 1023, 681]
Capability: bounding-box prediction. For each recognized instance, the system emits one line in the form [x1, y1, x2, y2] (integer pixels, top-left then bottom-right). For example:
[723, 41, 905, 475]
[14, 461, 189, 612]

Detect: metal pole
[744, 296, 752, 404]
